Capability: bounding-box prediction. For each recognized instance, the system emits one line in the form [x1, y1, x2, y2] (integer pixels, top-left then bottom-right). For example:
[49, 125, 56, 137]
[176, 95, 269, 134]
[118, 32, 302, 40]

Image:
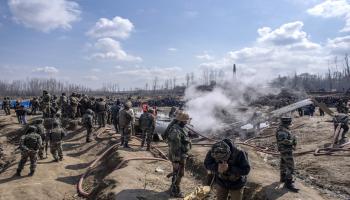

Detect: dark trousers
[216, 185, 244, 200]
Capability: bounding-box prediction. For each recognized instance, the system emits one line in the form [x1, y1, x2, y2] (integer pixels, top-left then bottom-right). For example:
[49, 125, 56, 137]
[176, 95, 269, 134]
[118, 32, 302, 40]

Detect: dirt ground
[0, 109, 348, 200]
[247, 111, 350, 200]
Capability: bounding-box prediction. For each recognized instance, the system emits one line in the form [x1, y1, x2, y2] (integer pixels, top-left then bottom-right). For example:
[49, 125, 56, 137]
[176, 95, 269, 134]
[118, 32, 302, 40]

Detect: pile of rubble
[251, 88, 306, 108]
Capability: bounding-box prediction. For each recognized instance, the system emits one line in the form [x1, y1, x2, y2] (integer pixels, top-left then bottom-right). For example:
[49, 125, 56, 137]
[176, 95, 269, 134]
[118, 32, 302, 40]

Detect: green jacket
[167, 123, 191, 162]
[276, 126, 296, 152]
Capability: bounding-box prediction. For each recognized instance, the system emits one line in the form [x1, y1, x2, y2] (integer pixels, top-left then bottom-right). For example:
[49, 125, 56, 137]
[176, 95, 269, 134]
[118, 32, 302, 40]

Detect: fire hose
[78, 123, 350, 197]
[77, 144, 169, 198]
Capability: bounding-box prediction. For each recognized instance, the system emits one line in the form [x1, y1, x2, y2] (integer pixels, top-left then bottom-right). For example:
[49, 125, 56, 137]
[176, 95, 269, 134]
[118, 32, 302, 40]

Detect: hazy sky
[0, 0, 349, 89]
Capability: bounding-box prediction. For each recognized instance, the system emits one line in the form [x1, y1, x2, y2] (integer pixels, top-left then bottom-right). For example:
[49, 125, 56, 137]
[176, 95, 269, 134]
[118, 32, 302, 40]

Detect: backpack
[24, 134, 39, 150]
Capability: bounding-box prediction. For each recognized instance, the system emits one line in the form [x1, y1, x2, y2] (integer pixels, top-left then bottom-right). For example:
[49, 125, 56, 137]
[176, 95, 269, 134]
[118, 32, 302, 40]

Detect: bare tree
[152, 76, 158, 91]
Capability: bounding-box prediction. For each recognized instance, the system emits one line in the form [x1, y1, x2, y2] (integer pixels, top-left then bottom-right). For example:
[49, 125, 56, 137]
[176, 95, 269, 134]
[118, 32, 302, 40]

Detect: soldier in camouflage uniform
[276, 116, 299, 192]
[16, 126, 42, 176]
[118, 101, 134, 148]
[82, 109, 94, 143]
[111, 99, 122, 134]
[139, 108, 155, 150]
[59, 93, 69, 118]
[69, 92, 79, 119]
[51, 95, 59, 112]
[167, 112, 191, 197]
[31, 119, 46, 159]
[79, 94, 90, 115]
[30, 97, 40, 115]
[41, 90, 51, 118]
[48, 121, 66, 162]
[95, 98, 107, 128]
[89, 97, 98, 125]
[3, 97, 11, 115]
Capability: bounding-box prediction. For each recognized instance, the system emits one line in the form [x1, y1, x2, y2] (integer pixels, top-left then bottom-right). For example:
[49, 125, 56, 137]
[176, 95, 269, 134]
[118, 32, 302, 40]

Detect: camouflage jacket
[276, 126, 296, 152]
[167, 123, 192, 162]
[118, 109, 134, 128]
[82, 113, 93, 127]
[70, 96, 79, 106]
[139, 112, 155, 131]
[33, 124, 45, 139]
[110, 104, 121, 121]
[95, 101, 107, 113]
[20, 133, 42, 152]
[59, 95, 68, 107]
[42, 94, 51, 105]
[49, 128, 66, 143]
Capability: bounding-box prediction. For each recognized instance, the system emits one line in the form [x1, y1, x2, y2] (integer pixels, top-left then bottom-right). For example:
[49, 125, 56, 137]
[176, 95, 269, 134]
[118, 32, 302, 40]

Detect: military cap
[176, 112, 190, 122]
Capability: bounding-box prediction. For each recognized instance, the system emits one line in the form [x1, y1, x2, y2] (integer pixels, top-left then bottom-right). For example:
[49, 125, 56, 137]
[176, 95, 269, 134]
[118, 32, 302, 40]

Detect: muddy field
[0, 109, 348, 200]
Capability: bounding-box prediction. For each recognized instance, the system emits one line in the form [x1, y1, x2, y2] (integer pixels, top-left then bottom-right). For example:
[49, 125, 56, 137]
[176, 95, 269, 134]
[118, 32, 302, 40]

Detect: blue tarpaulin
[0, 100, 31, 108]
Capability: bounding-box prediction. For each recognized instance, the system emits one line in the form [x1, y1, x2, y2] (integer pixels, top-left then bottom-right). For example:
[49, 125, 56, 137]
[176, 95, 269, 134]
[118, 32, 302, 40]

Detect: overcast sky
[0, 0, 350, 89]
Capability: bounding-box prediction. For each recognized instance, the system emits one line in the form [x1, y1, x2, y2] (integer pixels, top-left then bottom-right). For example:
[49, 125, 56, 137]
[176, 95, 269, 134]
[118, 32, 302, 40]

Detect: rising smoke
[184, 73, 280, 135]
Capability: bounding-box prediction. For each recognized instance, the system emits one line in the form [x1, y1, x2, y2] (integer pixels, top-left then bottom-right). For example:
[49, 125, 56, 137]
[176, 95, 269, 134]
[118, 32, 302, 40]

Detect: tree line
[271, 54, 350, 92]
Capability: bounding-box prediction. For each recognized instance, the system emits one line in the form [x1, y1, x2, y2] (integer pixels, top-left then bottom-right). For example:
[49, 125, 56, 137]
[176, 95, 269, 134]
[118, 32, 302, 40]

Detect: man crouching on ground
[204, 139, 250, 200]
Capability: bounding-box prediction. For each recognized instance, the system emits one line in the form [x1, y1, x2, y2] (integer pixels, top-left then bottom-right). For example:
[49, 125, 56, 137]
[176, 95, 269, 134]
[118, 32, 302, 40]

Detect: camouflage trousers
[17, 150, 38, 172]
[71, 106, 78, 119]
[4, 106, 11, 115]
[120, 126, 131, 144]
[280, 151, 295, 182]
[97, 112, 106, 127]
[170, 159, 186, 195]
[42, 105, 51, 118]
[113, 119, 119, 134]
[85, 126, 92, 142]
[216, 185, 244, 200]
[107, 112, 112, 125]
[50, 142, 63, 160]
[38, 146, 45, 159]
[141, 129, 154, 147]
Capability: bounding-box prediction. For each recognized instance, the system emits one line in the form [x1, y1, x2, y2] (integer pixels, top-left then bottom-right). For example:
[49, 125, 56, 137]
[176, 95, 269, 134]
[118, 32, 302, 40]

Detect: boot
[280, 172, 286, 183]
[284, 180, 299, 193]
[170, 185, 184, 198]
[28, 170, 35, 176]
[120, 138, 124, 146]
[123, 142, 131, 148]
[146, 144, 151, 151]
[15, 169, 21, 176]
[141, 140, 145, 148]
[59, 157, 63, 161]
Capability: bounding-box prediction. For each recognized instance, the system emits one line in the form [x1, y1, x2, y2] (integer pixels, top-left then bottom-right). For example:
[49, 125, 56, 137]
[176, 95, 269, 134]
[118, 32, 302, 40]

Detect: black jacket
[204, 139, 250, 189]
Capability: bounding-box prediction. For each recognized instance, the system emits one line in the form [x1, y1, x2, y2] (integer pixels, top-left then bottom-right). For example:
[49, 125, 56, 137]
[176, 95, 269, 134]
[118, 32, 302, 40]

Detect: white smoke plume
[184, 73, 280, 135]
